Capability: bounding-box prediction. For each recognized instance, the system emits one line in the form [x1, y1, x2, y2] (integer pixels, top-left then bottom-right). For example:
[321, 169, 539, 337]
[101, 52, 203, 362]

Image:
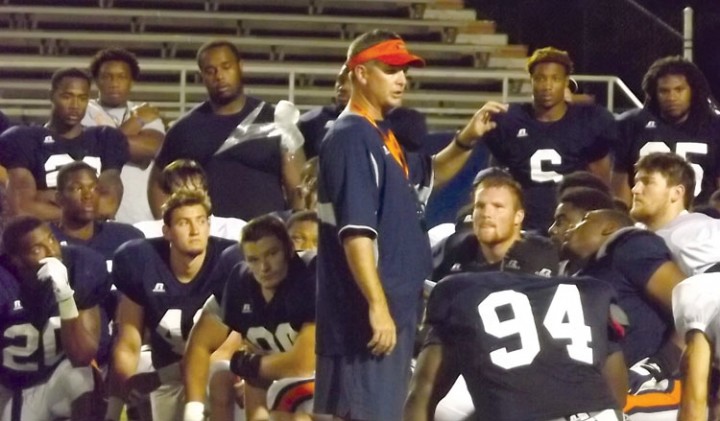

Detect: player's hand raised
[37, 257, 74, 302]
[367, 302, 396, 356]
[457, 101, 509, 147]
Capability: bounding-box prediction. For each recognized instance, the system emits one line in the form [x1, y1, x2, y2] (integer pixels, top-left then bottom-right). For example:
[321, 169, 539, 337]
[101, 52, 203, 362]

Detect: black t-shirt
[298, 105, 341, 159]
[0, 125, 128, 190]
[217, 255, 315, 353]
[0, 245, 110, 389]
[485, 104, 616, 233]
[112, 236, 234, 368]
[578, 227, 673, 365]
[615, 108, 720, 204]
[51, 221, 144, 262]
[155, 97, 286, 220]
[426, 272, 621, 421]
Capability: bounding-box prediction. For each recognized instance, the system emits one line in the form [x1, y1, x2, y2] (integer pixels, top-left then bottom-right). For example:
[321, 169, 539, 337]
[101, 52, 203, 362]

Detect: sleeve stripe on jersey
[337, 224, 379, 241]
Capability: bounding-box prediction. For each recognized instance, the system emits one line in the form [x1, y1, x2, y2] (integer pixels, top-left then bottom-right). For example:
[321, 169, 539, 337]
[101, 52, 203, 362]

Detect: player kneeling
[0, 217, 110, 420]
[184, 215, 316, 421]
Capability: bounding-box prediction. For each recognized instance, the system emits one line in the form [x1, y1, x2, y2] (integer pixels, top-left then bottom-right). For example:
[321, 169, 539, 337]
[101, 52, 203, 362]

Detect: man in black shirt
[149, 40, 306, 220]
[612, 56, 720, 206]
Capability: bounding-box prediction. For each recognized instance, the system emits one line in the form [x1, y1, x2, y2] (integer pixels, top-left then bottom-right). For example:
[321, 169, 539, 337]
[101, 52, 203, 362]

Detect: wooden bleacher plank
[0, 29, 525, 65]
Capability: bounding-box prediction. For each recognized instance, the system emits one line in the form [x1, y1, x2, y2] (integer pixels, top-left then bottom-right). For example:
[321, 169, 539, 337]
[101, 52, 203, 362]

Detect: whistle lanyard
[350, 103, 409, 179]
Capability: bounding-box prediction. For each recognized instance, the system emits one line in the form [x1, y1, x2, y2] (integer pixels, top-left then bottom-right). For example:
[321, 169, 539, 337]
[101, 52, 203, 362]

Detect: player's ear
[670, 184, 685, 204]
[514, 208, 525, 226]
[161, 223, 170, 240]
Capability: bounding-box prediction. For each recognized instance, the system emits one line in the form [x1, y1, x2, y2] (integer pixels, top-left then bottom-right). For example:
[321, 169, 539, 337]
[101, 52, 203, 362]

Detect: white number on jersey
[156, 309, 202, 355]
[2, 317, 63, 371]
[638, 142, 707, 197]
[530, 149, 563, 183]
[477, 284, 593, 369]
[44, 154, 102, 188]
[245, 323, 299, 353]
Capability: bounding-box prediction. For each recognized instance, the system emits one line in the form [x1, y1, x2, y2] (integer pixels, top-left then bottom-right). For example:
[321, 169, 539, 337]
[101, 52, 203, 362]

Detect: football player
[405, 271, 627, 421]
[432, 167, 559, 282]
[473, 47, 617, 233]
[631, 152, 720, 275]
[0, 68, 128, 221]
[183, 214, 316, 421]
[0, 216, 110, 420]
[672, 273, 720, 421]
[564, 209, 687, 419]
[612, 56, 720, 206]
[106, 190, 235, 421]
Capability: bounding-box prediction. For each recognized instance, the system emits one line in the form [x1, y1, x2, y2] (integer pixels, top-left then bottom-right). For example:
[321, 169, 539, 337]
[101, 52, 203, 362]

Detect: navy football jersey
[431, 232, 559, 281]
[112, 236, 235, 368]
[155, 97, 285, 220]
[217, 255, 315, 353]
[615, 108, 720, 204]
[51, 221, 144, 363]
[51, 221, 144, 264]
[484, 103, 616, 233]
[426, 272, 620, 421]
[0, 245, 110, 389]
[577, 227, 673, 365]
[0, 125, 129, 190]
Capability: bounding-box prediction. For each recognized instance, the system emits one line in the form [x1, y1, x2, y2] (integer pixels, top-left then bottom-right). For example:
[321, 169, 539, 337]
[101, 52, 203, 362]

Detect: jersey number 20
[478, 284, 593, 369]
[3, 317, 63, 371]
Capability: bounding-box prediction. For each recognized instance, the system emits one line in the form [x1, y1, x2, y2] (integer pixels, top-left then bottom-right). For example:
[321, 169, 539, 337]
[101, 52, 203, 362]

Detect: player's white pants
[151, 362, 185, 421]
[0, 358, 95, 421]
[434, 376, 474, 421]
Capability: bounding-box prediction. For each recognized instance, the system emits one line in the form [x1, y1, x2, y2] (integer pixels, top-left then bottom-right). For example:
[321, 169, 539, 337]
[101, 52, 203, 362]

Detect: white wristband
[183, 401, 205, 421]
[105, 396, 124, 421]
[57, 297, 79, 320]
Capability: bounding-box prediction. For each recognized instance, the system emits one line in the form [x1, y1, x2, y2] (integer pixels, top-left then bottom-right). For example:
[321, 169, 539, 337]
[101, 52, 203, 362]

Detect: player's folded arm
[678, 329, 713, 421]
[62, 305, 102, 367]
[109, 293, 145, 391]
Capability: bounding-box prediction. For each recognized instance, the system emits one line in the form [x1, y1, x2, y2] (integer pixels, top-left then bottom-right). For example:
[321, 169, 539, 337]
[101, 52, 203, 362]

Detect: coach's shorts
[0, 358, 96, 421]
[314, 324, 415, 421]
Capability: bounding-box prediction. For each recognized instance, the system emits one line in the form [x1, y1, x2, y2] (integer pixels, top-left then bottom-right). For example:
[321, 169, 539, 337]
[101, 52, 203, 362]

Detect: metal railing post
[607, 80, 614, 113]
[683, 7, 693, 61]
[288, 71, 295, 103]
[180, 69, 187, 114]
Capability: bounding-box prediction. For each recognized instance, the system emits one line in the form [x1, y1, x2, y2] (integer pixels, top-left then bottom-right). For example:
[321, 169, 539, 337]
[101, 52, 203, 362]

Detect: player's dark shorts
[314, 324, 415, 421]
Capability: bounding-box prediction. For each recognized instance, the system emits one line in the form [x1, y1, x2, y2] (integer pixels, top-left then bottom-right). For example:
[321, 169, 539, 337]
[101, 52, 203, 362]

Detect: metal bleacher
[0, 1, 640, 128]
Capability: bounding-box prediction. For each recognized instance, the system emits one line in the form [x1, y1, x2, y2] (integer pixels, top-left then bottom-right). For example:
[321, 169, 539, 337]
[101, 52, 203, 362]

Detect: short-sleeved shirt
[431, 232, 559, 281]
[154, 97, 286, 220]
[112, 236, 234, 369]
[672, 272, 720, 367]
[82, 99, 166, 224]
[298, 105, 341, 159]
[209, 255, 315, 353]
[316, 113, 433, 356]
[426, 272, 621, 421]
[484, 103, 616, 233]
[655, 211, 720, 276]
[0, 125, 129, 190]
[0, 245, 111, 389]
[615, 108, 720, 204]
[577, 227, 673, 365]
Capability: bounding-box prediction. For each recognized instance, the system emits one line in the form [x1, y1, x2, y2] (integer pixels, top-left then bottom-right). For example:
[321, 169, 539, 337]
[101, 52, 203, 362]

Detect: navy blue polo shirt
[316, 113, 432, 356]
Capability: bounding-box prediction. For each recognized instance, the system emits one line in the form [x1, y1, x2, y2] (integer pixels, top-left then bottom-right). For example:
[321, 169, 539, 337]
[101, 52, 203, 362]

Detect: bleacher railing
[0, 57, 642, 121]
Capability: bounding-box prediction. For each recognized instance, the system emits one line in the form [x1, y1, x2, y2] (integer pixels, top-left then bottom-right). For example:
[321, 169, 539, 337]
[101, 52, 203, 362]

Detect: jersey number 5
[478, 284, 593, 369]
